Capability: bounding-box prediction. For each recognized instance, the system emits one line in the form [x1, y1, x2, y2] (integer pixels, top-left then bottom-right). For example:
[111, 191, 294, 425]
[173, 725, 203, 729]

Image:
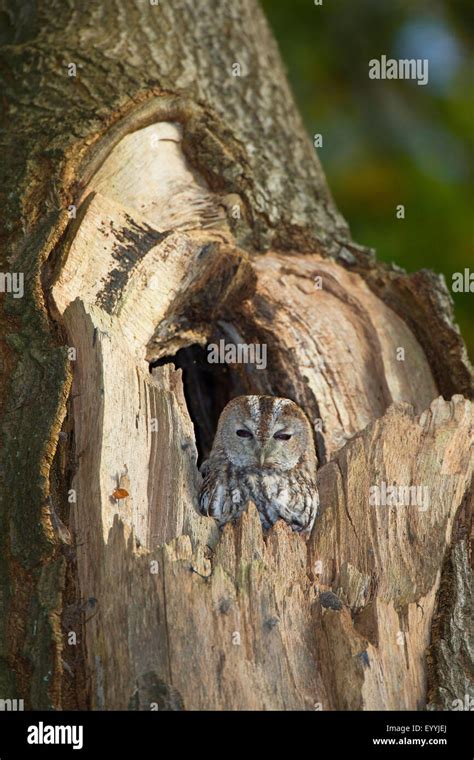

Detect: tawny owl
[198, 395, 319, 533]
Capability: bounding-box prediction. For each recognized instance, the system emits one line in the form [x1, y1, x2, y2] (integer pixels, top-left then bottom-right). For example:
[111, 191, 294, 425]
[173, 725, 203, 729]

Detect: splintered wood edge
[51, 117, 231, 549]
[87, 396, 471, 710]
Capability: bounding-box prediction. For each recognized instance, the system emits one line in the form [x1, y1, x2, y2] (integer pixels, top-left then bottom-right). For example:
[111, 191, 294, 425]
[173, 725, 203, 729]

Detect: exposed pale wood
[45, 120, 473, 710]
[62, 394, 472, 710]
[79, 122, 227, 233]
[223, 252, 439, 459]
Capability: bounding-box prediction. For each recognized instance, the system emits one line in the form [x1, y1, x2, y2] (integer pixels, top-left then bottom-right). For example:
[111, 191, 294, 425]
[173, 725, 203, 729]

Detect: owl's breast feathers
[198, 457, 318, 533]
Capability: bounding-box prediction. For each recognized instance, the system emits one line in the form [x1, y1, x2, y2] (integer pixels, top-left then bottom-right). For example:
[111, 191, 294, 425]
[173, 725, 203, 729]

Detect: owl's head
[214, 395, 315, 470]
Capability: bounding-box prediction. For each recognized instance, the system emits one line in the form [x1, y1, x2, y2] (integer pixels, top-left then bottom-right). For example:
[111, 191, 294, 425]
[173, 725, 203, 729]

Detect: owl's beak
[258, 443, 271, 466]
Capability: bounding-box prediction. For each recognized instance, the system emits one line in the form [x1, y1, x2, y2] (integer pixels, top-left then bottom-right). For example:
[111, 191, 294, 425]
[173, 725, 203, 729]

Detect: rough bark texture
[0, 0, 472, 711]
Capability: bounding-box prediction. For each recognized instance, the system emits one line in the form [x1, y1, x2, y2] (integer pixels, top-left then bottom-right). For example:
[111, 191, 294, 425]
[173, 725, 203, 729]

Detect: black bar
[0, 710, 471, 758]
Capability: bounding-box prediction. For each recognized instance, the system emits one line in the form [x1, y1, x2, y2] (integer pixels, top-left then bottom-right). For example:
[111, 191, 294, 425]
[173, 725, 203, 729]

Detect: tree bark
[0, 0, 472, 711]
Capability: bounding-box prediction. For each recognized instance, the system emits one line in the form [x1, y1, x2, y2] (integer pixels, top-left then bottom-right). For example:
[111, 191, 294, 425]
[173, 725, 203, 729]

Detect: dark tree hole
[149, 344, 261, 466]
[148, 332, 326, 468]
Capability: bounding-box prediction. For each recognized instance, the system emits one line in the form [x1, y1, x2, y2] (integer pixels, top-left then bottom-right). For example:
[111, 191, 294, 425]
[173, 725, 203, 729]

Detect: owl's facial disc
[217, 395, 311, 470]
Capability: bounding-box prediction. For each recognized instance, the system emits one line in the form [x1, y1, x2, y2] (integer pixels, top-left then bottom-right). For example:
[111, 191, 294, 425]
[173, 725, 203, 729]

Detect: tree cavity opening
[148, 333, 275, 467]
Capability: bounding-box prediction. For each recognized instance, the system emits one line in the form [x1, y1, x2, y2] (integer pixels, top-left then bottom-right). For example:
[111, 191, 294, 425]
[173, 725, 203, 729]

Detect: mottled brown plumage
[198, 395, 319, 533]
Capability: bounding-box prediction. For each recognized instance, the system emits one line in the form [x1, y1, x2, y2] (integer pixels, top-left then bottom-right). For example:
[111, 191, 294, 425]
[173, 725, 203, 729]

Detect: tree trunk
[0, 0, 472, 711]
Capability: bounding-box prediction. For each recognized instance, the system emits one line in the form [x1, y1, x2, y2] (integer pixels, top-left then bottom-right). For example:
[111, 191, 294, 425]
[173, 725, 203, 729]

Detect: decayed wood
[1, 0, 472, 711]
[44, 120, 472, 710]
[62, 391, 473, 709]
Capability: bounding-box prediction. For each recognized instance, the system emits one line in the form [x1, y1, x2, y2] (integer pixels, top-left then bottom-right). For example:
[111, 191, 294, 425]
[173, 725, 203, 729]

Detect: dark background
[262, 0, 473, 359]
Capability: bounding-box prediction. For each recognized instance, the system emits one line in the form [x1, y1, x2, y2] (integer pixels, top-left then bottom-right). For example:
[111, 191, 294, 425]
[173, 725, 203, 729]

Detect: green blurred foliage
[262, 0, 473, 359]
